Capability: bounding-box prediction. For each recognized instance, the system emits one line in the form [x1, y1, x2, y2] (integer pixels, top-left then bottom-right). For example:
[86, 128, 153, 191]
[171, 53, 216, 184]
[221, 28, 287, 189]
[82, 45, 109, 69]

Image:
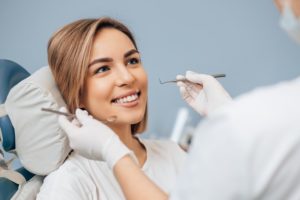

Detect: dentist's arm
[177, 71, 232, 116]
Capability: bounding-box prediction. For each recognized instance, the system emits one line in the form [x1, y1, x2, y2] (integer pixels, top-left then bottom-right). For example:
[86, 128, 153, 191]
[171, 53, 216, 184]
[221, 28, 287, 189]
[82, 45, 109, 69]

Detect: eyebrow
[88, 49, 139, 68]
[124, 49, 139, 58]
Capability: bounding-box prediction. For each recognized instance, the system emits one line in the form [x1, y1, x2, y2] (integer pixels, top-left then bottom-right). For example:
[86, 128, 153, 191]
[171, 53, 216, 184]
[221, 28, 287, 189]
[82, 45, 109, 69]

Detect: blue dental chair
[0, 59, 71, 200]
[0, 59, 35, 200]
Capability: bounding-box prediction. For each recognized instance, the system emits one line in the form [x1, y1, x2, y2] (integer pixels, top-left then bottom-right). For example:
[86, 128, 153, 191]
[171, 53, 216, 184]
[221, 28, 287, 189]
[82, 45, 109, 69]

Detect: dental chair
[0, 60, 36, 199]
[0, 59, 71, 199]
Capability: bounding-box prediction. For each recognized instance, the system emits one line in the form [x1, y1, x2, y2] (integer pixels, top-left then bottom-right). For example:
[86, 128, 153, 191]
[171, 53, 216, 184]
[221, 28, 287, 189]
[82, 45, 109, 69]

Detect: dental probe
[159, 73, 226, 84]
[41, 108, 117, 123]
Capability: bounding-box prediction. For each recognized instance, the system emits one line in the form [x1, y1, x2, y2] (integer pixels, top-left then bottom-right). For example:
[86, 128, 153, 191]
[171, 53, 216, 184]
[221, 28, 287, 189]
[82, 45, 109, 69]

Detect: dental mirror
[159, 73, 226, 84]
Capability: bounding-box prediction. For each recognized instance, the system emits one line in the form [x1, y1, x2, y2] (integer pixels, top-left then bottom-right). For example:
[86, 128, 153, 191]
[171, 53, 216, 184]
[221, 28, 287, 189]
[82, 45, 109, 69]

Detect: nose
[114, 65, 135, 87]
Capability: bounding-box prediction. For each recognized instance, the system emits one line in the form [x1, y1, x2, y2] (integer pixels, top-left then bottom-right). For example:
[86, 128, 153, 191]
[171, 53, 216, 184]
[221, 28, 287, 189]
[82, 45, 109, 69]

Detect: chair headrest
[0, 60, 30, 151]
[4, 66, 71, 175]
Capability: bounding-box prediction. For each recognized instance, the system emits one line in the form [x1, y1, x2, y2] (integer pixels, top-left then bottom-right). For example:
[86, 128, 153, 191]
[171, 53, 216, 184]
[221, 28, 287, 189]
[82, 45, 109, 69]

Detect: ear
[79, 102, 85, 109]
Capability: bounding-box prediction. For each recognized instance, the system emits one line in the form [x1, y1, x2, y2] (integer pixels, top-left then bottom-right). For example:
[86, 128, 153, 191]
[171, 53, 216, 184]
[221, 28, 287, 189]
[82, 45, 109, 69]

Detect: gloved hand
[176, 71, 232, 116]
[58, 107, 136, 169]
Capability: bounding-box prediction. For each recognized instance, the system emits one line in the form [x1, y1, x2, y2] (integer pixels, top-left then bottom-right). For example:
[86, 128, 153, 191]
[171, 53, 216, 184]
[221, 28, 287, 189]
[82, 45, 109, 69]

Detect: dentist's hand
[176, 71, 232, 116]
[58, 108, 134, 169]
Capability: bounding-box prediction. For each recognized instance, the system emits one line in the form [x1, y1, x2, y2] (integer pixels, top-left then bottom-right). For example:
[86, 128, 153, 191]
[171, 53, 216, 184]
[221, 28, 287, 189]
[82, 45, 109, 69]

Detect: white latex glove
[176, 71, 232, 116]
[58, 107, 135, 169]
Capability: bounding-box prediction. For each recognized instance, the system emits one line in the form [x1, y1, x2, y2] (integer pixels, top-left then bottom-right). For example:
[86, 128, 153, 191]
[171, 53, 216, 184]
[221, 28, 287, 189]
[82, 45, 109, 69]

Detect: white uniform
[171, 77, 300, 200]
[37, 138, 186, 200]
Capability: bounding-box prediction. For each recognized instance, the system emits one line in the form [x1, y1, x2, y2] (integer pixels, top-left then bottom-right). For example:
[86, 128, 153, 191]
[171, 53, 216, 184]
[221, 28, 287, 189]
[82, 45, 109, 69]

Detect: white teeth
[114, 93, 139, 104]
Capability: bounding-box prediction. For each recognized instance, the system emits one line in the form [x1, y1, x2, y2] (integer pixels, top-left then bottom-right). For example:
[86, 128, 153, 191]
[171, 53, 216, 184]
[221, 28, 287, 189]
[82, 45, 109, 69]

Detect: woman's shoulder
[141, 138, 187, 165]
[140, 138, 187, 189]
[36, 153, 97, 199]
[142, 138, 185, 153]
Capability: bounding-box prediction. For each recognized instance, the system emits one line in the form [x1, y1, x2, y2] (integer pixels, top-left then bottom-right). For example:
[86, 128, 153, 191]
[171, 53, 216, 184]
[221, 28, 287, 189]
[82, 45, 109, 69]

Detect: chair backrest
[0, 59, 30, 151]
[0, 59, 72, 199]
[0, 59, 35, 200]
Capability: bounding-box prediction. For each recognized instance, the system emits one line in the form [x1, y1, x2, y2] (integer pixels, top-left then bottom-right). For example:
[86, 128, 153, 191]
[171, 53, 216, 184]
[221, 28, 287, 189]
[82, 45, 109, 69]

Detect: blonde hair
[48, 17, 147, 134]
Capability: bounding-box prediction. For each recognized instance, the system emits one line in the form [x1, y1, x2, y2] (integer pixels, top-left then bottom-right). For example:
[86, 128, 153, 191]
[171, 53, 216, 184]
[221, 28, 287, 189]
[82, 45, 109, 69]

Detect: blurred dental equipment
[159, 73, 226, 84]
[170, 107, 189, 143]
[41, 108, 117, 123]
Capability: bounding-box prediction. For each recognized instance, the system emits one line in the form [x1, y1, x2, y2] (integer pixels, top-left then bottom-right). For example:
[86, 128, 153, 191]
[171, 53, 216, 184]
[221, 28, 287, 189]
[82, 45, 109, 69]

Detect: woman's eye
[95, 66, 110, 74]
[127, 58, 140, 65]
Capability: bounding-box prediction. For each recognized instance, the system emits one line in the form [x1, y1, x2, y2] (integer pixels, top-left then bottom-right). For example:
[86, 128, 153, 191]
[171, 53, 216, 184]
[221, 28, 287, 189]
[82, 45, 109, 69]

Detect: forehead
[91, 28, 135, 55]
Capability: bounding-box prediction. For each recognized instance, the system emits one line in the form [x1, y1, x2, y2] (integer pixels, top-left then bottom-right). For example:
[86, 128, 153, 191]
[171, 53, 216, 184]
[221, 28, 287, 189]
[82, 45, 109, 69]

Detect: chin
[120, 110, 145, 124]
[129, 115, 145, 124]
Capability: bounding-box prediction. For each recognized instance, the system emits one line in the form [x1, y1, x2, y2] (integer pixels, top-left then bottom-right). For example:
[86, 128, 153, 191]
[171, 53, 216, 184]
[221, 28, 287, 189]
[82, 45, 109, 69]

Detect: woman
[36, 17, 186, 199]
[37, 17, 231, 199]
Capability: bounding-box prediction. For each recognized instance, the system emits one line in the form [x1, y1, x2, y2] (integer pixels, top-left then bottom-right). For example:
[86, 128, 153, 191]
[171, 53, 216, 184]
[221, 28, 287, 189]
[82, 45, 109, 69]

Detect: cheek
[82, 79, 113, 114]
[143, 73, 148, 98]
[137, 68, 148, 91]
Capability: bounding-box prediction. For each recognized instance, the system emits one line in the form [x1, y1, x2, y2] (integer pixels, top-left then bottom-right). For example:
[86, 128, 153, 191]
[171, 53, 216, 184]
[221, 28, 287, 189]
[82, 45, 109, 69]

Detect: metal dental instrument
[41, 108, 117, 123]
[159, 73, 226, 84]
[42, 108, 75, 118]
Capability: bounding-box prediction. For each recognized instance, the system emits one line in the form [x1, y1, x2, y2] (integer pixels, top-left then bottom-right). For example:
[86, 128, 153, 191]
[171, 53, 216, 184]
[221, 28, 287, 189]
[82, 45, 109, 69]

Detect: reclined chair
[0, 59, 71, 199]
[0, 59, 36, 199]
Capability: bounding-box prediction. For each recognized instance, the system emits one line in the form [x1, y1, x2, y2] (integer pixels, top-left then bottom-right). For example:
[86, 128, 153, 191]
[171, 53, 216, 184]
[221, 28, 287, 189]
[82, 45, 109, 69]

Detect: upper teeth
[114, 93, 138, 104]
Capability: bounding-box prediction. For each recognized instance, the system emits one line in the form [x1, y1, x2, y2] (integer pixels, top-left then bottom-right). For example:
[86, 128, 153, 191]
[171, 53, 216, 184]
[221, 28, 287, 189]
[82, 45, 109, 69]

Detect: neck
[110, 124, 146, 167]
[110, 124, 134, 147]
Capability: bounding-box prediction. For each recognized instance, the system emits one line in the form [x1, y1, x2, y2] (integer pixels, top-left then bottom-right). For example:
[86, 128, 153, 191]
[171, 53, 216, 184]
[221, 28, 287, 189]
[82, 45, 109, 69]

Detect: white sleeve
[170, 80, 300, 200]
[170, 111, 300, 200]
[170, 114, 249, 200]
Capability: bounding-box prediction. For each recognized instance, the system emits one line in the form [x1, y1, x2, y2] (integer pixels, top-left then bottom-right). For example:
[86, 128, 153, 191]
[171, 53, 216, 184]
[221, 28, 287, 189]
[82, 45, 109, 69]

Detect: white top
[171, 77, 300, 200]
[37, 138, 186, 200]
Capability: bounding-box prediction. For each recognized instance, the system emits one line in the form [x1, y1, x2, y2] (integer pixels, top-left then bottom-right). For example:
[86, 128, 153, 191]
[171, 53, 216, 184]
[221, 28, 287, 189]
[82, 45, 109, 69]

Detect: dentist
[171, 0, 300, 199]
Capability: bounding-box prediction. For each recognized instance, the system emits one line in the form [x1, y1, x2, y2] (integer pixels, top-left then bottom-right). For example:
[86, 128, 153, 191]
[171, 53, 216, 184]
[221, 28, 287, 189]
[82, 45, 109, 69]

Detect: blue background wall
[1, 0, 299, 138]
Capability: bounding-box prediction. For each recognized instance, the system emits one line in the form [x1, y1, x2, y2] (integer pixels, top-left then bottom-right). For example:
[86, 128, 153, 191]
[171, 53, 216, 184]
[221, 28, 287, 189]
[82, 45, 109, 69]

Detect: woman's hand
[176, 71, 232, 116]
[58, 108, 133, 169]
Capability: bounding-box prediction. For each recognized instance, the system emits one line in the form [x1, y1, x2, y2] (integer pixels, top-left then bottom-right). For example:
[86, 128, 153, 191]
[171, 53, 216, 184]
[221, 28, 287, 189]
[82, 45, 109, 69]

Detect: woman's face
[81, 28, 148, 127]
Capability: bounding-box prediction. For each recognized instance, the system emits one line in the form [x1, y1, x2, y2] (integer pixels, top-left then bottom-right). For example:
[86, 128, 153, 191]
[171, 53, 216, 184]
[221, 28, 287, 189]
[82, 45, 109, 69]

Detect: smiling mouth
[111, 91, 141, 104]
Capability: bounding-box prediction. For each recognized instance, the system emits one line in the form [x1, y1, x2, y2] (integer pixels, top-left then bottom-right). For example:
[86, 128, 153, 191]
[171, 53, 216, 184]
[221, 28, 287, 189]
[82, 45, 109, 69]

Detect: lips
[111, 90, 141, 104]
